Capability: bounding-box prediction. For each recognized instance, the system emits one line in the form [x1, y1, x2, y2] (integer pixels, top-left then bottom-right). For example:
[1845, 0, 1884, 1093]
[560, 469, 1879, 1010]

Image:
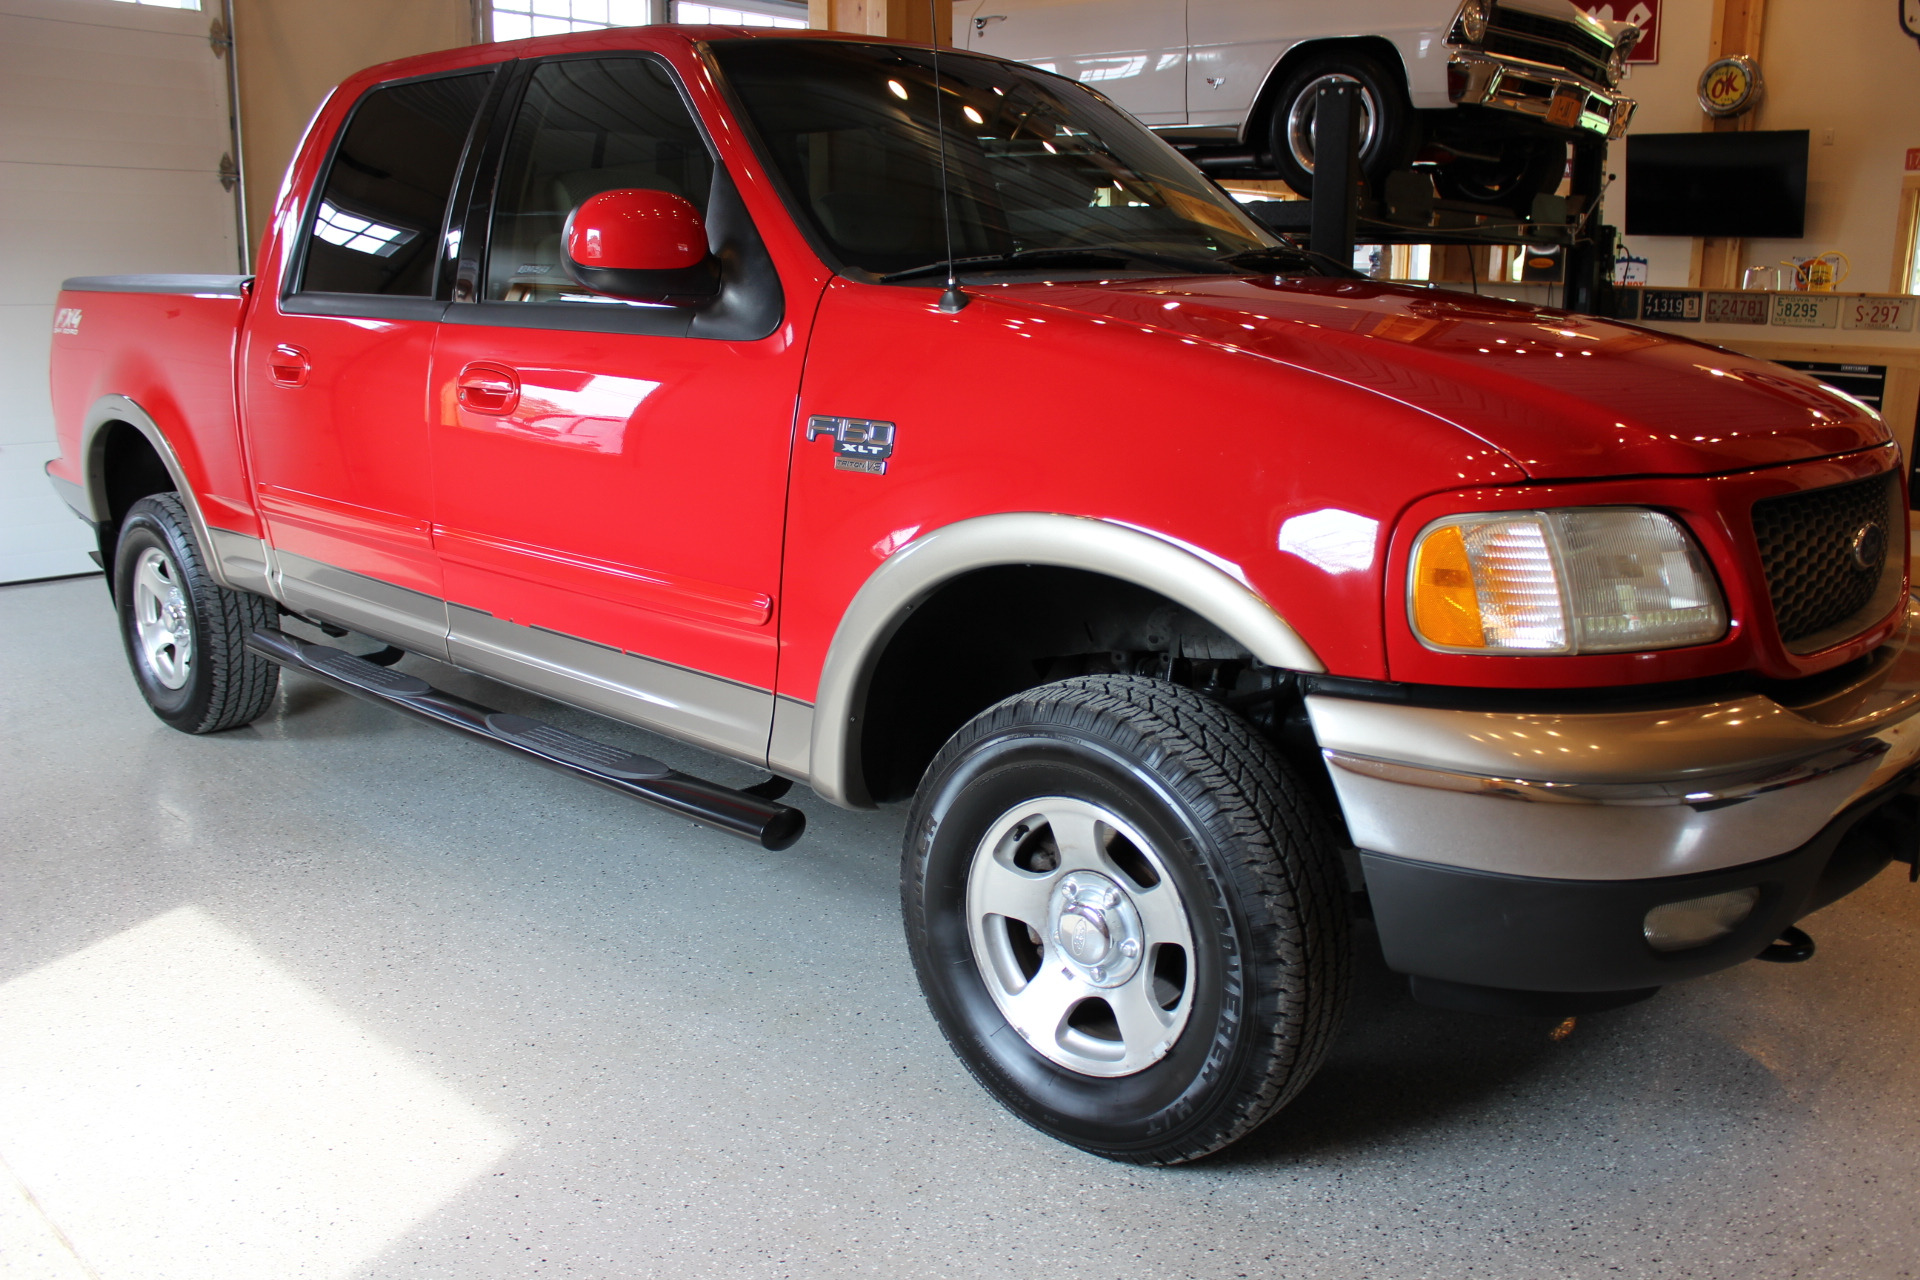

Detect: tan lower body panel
[263, 549, 773, 770]
[444, 605, 772, 767]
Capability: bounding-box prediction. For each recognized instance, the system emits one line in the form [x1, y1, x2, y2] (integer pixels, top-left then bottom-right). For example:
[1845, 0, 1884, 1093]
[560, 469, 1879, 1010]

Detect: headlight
[1452, 0, 1494, 44]
[1409, 508, 1727, 654]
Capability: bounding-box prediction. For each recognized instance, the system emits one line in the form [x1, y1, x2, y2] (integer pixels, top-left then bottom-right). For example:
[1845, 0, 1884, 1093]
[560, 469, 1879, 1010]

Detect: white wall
[1606, 0, 1920, 290]
[0, 0, 237, 583]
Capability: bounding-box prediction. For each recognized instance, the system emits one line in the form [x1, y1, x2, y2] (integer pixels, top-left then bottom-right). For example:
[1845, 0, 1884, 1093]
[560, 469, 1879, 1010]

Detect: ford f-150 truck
[46, 25, 1920, 1165]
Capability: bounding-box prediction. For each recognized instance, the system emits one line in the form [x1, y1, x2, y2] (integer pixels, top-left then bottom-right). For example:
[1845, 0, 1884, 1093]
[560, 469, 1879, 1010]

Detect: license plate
[1545, 89, 1583, 128]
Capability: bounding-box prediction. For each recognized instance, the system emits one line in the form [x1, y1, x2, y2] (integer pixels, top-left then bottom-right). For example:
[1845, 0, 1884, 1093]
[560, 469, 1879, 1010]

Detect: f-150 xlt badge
[807, 415, 895, 475]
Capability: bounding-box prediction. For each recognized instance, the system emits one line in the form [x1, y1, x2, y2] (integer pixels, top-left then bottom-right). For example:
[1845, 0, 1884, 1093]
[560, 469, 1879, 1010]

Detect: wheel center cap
[1048, 872, 1145, 988]
[1058, 907, 1111, 963]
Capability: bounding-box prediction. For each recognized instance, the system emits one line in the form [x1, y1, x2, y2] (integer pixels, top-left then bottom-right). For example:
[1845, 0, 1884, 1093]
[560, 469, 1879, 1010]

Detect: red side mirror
[562, 188, 719, 302]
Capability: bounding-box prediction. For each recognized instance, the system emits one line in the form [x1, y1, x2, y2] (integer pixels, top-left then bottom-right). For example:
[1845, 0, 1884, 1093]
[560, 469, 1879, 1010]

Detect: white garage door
[0, 0, 238, 583]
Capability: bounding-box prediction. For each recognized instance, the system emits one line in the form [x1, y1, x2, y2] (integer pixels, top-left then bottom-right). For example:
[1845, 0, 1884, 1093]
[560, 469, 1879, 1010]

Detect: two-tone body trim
[807, 512, 1325, 807]
[1309, 602, 1920, 880]
[263, 553, 776, 766]
[72, 394, 267, 594]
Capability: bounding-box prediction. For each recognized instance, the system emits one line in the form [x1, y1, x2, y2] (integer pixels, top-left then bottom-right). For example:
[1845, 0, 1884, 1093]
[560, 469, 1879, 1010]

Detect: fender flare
[78, 394, 233, 589]
[1236, 34, 1418, 147]
[805, 512, 1324, 807]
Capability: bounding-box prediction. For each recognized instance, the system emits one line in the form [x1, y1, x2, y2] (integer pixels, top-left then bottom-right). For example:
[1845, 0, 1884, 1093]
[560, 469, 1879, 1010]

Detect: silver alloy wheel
[132, 546, 194, 691]
[1285, 73, 1379, 174]
[965, 796, 1195, 1078]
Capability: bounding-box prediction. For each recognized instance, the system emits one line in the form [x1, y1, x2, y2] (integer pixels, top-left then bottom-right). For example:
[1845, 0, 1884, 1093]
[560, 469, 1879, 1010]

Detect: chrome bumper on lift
[1308, 602, 1920, 1004]
[1448, 51, 1635, 140]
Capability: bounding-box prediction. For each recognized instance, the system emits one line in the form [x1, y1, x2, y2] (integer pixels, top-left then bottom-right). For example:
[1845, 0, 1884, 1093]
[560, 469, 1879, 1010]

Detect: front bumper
[1362, 784, 1915, 1004]
[1309, 601, 1920, 997]
[1448, 51, 1634, 140]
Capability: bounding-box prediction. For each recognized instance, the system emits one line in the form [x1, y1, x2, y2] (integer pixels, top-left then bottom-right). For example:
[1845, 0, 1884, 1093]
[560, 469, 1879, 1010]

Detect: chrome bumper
[1309, 602, 1920, 881]
[1448, 51, 1635, 140]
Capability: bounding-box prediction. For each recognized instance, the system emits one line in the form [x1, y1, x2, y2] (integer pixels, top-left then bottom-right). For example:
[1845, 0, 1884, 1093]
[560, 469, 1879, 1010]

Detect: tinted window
[300, 72, 491, 296]
[486, 57, 714, 303]
[710, 40, 1285, 280]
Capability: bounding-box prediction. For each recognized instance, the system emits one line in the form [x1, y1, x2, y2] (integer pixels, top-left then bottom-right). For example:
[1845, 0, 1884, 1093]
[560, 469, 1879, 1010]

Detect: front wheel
[903, 675, 1352, 1164]
[1265, 50, 1419, 199]
[114, 493, 279, 733]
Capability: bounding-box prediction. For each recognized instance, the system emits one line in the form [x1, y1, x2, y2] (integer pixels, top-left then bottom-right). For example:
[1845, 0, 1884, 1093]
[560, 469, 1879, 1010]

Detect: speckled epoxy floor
[3, 574, 1918, 1280]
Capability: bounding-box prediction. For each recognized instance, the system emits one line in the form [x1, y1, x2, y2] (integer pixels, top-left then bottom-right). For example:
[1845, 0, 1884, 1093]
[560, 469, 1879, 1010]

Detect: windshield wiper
[1220, 245, 1363, 278]
[877, 244, 1207, 283]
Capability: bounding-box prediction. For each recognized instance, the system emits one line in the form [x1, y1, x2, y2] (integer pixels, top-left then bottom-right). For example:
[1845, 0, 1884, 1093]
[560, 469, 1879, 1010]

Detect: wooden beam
[811, 0, 952, 44]
[1695, 0, 1768, 288]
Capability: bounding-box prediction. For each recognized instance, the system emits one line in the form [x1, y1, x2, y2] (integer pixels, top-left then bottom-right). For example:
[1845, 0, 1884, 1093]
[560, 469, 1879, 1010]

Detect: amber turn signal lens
[1411, 524, 1485, 648]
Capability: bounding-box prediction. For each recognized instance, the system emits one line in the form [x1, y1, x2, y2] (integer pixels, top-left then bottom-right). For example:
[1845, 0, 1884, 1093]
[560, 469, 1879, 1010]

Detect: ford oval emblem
[1850, 521, 1887, 572]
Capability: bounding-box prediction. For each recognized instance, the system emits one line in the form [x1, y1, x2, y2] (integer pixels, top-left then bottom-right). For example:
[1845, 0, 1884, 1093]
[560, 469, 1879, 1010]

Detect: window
[299, 73, 493, 297]
[492, 0, 655, 41]
[674, 3, 806, 26]
[486, 57, 715, 302]
[100, 0, 200, 8]
[488, 0, 804, 41]
[1897, 177, 1920, 295]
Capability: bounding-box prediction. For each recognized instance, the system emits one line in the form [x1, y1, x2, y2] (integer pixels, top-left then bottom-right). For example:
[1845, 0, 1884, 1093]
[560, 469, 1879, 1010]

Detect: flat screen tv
[1625, 130, 1808, 238]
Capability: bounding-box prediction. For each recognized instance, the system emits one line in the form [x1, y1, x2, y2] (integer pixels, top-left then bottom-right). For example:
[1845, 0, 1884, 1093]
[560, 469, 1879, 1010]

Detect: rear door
[425, 53, 801, 760]
[241, 68, 497, 655]
[962, 0, 1188, 124]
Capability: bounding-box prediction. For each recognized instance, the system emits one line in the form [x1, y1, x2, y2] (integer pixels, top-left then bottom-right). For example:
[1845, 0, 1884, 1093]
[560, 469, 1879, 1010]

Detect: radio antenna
[928, 0, 968, 312]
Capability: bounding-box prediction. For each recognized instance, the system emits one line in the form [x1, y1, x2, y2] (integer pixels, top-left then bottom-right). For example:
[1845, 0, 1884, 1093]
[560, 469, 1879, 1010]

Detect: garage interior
[3, 1, 1919, 1276]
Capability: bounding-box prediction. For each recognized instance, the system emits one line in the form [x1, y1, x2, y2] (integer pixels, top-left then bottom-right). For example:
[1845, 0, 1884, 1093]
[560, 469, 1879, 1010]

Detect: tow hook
[1758, 925, 1816, 963]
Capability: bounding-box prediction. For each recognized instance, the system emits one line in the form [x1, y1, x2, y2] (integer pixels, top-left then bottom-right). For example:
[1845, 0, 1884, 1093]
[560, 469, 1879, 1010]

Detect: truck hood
[997, 276, 1886, 481]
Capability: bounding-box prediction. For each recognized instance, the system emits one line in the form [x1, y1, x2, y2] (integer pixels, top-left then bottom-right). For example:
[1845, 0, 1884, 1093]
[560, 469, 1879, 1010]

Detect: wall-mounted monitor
[1625, 130, 1808, 238]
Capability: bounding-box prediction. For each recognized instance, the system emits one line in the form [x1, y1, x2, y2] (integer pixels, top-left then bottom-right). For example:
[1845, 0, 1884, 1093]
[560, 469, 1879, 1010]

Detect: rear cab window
[294, 71, 495, 301]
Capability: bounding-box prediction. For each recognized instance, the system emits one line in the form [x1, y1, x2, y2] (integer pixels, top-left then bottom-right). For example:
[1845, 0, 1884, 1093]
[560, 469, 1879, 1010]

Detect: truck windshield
[709, 39, 1313, 282]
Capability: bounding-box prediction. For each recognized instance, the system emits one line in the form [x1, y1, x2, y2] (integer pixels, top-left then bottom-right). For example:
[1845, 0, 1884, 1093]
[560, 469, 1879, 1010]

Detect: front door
[962, 0, 1189, 125]
[241, 68, 496, 655]
[427, 54, 803, 760]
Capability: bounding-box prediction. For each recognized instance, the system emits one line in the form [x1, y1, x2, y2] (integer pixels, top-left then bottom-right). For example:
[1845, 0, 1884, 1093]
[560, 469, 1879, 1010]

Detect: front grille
[1751, 472, 1900, 650]
[1486, 6, 1613, 84]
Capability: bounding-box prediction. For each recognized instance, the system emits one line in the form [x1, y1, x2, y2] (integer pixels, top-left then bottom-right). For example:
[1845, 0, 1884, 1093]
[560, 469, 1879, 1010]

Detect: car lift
[1223, 82, 1616, 317]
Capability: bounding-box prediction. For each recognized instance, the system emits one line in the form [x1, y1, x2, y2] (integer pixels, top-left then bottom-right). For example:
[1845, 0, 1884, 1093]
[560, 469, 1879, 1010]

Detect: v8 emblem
[806, 415, 896, 475]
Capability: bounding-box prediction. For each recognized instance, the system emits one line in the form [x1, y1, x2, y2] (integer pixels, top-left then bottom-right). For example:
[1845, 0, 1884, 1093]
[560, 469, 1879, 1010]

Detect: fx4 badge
[807, 416, 895, 475]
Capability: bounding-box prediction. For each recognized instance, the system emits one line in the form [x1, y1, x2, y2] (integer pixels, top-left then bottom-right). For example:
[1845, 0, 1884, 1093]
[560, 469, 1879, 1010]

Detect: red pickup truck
[45, 25, 1920, 1164]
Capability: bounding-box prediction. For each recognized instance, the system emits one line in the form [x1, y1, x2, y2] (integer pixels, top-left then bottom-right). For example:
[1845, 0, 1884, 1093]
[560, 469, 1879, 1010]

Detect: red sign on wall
[1582, 0, 1661, 64]
[1908, 147, 1920, 171]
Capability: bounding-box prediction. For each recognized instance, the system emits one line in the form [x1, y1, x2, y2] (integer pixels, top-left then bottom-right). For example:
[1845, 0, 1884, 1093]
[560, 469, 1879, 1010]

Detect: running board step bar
[246, 628, 805, 851]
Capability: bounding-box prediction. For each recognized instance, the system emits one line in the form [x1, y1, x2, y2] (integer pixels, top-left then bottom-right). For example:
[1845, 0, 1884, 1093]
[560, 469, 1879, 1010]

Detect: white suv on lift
[958, 0, 1639, 212]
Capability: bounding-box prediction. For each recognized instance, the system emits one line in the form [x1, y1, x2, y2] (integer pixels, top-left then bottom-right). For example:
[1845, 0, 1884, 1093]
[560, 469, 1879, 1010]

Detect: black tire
[113, 493, 279, 733]
[902, 675, 1352, 1164]
[1435, 139, 1568, 216]
[1264, 49, 1419, 199]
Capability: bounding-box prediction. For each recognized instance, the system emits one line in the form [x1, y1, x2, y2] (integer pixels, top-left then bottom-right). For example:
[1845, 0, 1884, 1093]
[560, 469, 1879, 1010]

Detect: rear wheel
[903, 675, 1352, 1164]
[113, 493, 279, 733]
[1435, 139, 1568, 216]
